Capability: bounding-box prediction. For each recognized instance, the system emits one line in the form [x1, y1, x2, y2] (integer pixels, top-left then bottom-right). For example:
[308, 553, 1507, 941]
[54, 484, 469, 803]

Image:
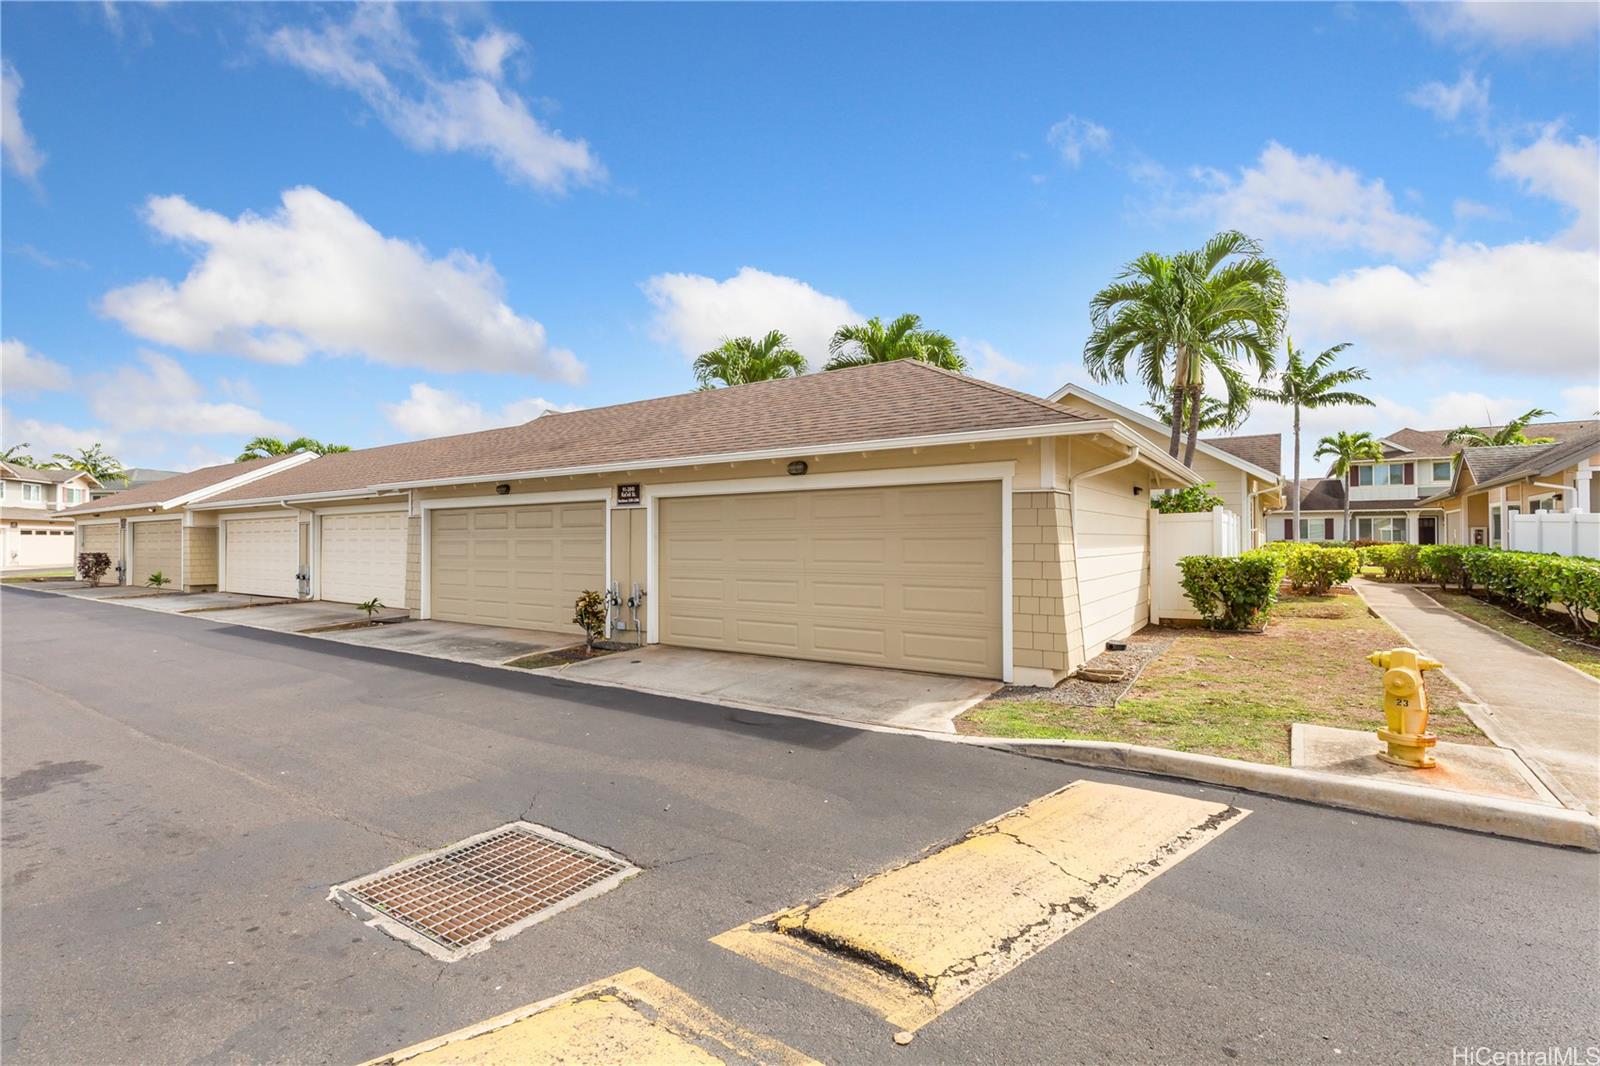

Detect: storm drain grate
[330, 822, 638, 961]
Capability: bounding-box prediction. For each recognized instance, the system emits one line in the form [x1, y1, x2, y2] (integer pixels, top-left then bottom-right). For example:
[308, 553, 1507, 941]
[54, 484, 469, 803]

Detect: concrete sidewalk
[1355, 580, 1600, 813]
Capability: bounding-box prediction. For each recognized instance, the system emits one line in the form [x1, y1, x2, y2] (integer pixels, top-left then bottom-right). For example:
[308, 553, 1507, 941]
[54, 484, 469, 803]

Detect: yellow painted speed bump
[714, 780, 1245, 1032]
[363, 967, 818, 1066]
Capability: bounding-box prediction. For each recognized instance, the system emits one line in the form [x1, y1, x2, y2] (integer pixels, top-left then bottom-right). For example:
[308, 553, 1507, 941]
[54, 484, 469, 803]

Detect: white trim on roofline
[191, 487, 407, 511]
[61, 453, 319, 517]
[370, 420, 1200, 494]
[1045, 383, 1283, 484]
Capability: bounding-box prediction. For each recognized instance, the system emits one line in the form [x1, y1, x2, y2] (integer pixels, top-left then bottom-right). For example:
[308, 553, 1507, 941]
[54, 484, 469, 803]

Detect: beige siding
[659, 483, 1003, 678]
[1012, 489, 1080, 684]
[1074, 470, 1150, 656]
[182, 526, 218, 591]
[404, 516, 421, 611]
[429, 502, 604, 630]
[130, 520, 182, 586]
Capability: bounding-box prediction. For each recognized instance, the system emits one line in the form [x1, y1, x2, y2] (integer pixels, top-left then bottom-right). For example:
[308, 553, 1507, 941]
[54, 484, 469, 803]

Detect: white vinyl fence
[1506, 511, 1600, 559]
[1150, 506, 1240, 622]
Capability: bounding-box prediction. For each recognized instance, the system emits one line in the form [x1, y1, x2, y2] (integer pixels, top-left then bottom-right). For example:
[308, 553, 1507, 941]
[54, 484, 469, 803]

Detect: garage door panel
[81, 523, 119, 559]
[131, 520, 182, 584]
[224, 517, 299, 598]
[428, 502, 603, 631]
[660, 483, 1002, 678]
[320, 511, 407, 606]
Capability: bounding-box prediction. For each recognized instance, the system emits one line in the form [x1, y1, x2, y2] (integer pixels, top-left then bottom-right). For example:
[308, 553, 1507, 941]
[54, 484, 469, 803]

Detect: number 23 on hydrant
[1367, 647, 1444, 768]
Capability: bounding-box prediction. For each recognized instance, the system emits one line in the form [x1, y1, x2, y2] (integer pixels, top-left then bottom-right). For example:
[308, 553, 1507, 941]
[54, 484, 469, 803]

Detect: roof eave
[1044, 382, 1282, 484]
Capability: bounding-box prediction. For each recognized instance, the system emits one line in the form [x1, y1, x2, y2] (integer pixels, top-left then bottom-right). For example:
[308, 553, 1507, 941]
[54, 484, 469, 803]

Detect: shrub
[1360, 543, 1426, 583]
[1152, 482, 1225, 515]
[1419, 544, 1472, 592]
[1178, 550, 1287, 631]
[573, 589, 608, 649]
[77, 552, 111, 587]
[1282, 544, 1360, 594]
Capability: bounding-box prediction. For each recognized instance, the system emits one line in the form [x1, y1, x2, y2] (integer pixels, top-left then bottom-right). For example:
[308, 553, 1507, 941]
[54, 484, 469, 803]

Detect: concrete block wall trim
[641, 461, 1016, 683]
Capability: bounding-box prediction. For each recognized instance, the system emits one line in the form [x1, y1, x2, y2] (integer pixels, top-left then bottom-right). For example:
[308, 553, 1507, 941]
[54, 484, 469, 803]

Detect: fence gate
[1150, 506, 1240, 622]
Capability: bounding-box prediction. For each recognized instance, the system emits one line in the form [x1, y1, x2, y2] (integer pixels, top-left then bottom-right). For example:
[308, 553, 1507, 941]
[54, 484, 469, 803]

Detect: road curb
[967, 736, 1600, 852]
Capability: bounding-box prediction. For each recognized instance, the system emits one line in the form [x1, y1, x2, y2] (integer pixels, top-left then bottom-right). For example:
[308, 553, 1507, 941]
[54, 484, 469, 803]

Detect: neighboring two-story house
[0, 461, 103, 568]
[89, 467, 181, 501]
[1269, 419, 1599, 545]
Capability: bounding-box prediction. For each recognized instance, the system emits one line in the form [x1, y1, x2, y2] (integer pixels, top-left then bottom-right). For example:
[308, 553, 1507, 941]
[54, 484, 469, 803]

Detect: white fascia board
[369, 420, 1203, 492]
[161, 452, 318, 509]
[1045, 382, 1283, 485]
[190, 487, 404, 511]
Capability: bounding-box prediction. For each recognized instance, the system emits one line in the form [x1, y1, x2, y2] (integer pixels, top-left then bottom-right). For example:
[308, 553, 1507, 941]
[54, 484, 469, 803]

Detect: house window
[1432, 461, 1452, 481]
[1357, 517, 1407, 542]
[1298, 519, 1318, 541]
[20, 483, 42, 503]
[1371, 463, 1408, 486]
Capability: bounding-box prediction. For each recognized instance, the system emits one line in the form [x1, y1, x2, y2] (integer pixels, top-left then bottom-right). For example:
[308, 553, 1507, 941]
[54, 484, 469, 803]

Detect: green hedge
[1282, 544, 1360, 595]
[1418, 545, 1600, 636]
[1178, 550, 1287, 631]
[1359, 543, 1427, 583]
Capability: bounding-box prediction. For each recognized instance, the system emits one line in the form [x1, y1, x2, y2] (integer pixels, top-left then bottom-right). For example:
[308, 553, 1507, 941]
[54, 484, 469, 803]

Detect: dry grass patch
[958, 593, 1485, 765]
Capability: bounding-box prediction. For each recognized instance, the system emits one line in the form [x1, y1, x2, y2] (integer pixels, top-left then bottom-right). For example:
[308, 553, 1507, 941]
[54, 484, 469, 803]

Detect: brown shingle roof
[200, 361, 1091, 505]
[60, 455, 300, 515]
[1379, 420, 1598, 458]
[1203, 433, 1281, 475]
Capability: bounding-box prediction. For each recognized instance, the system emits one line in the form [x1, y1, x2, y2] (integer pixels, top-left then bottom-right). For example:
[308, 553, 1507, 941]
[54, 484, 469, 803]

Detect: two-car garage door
[658, 482, 1003, 678]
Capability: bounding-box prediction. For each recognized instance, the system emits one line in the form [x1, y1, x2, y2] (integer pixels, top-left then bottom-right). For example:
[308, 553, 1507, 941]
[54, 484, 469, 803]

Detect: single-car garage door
[659, 482, 1003, 678]
[320, 511, 407, 607]
[130, 520, 181, 586]
[80, 522, 120, 569]
[429, 502, 604, 630]
[224, 516, 299, 598]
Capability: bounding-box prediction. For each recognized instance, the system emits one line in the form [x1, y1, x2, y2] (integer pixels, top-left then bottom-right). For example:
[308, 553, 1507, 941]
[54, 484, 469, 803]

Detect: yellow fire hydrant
[1367, 647, 1444, 768]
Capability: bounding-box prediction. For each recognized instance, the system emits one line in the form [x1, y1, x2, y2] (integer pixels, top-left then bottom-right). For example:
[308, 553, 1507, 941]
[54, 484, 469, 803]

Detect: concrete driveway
[315, 619, 575, 667]
[555, 645, 999, 732]
[3, 586, 1595, 1066]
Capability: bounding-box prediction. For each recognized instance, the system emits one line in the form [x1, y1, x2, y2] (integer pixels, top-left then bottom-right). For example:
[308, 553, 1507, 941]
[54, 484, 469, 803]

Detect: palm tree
[1443, 408, 1557, 450]
[1252, 338, 1373, 540]
[824, 314, 966, 372]
[237, 436, 349, 461]
[1084, 230, 1285, 467]
[1314, 430, 1386, 542]
[1142, 392, 1246, 434]
[1, 442, 39, 467]
[693, 331, 807, 389]
[50, 444, 128, 485]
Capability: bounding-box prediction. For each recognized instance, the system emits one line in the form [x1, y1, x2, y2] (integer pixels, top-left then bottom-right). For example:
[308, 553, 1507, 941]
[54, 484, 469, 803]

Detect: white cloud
[1288, 239, 1599, 376]
[0, 407, 117, 459]
[264, 6, 600, 193]
[1406, 70, 1491, 127]
[381, 382, 573, 439]
[2, 339, 72, 393]
[100, 186, 584, 382]
[1413, 2, 1600, 49]
[1046, 116, 1110, 168]
[1559, 383, 1599, 418]
[1, 61, 46, 185]
[1493, 126, 1599, 248]
[88, 351, 292, 438]
[642, 267, 862, 365]
[961, 338, 1034, 388]
[1192, 142, 1435, 260]
[1452, 197, 1504, 223]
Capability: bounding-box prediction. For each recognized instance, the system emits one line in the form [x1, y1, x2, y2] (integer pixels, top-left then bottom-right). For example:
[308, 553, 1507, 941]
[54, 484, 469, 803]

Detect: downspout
[1246, 482, 1276, 548]
[1067, 446, 1141, 665]
[276, 499, 315, 599]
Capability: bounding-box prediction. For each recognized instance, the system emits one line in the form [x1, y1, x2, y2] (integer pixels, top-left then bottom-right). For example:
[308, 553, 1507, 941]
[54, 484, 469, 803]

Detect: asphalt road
[3, 587, 1597, 1065]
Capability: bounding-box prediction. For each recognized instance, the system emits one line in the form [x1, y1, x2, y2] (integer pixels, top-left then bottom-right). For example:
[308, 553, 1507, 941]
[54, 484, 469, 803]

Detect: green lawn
[0, 569, 75, 584]
[1424, 590, 1600, 680]
[958, 594, 1486, 765]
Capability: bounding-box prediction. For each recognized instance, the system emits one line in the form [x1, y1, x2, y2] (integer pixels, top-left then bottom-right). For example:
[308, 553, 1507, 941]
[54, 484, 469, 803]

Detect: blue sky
[2, 1, 1596, 475]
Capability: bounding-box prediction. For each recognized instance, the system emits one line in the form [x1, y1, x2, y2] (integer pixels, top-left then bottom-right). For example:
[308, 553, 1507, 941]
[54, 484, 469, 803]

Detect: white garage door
[5, 527, 74, 568]
[429, 502, 604, 630]
[130, 520, 182, 586]
[320, 511, 407, 607]
[223, 516, 299, 598]
[659, 482, 1003, 678]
